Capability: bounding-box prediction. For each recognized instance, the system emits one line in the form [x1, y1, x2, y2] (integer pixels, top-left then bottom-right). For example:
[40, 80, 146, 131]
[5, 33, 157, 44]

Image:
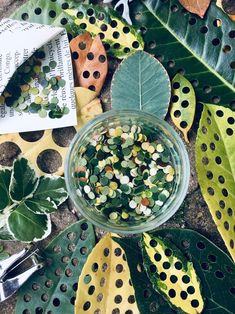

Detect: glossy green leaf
[111, 51, 171, 119]
[9, 158, 38, 203]
[11, 1, 144, 59]
[16, 220, 95, 314]
[25, 198, 57, 214]
[196, 103, 235, 261]
[34, 176, 68, 206]
[130, 0, 235, 107]
[142, 233, 204, 314]
[113, 237, 175, 314]
[0, 169, 11, 211]
[7, 203, 50, 242]
[155, 229, 235, 314]
[170, 74, 196, 143]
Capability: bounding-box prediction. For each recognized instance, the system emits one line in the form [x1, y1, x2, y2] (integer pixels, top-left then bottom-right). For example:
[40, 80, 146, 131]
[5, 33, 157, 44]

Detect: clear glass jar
[65, 110, 190, 234]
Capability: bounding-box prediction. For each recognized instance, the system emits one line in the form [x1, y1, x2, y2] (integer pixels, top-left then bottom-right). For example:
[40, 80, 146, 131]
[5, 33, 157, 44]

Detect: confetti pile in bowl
[75, 124, 176, 223]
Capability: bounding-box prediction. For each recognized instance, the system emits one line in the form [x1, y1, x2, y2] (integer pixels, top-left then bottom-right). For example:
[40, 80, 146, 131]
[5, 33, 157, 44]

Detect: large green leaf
[9, 158, 38, 203]
[141, 233, 204, 314]
[111, 51, 171, 119]
[11, 1, 144, 58]
[7, 203, 50, 242]
[155, 229, 235, 314]
[130, 0, 235, 107]
[34, 176, 68, 205]
[195, 103, 235, 261]
[114, 237, 175, 314]
[25, 198, 57, 214]
[16, 220, 95, 314]
[0, 169, 11, 211]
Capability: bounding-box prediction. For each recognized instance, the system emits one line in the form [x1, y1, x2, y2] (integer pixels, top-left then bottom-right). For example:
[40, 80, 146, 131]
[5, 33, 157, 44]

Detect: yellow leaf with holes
[196, 104, 235, 261]
[170, 74, 196, 143]
[142, 233, 204, 314]
[65, 6, 144, 59]
[0, 88, 102, 176]
[74, 233, 139, 314]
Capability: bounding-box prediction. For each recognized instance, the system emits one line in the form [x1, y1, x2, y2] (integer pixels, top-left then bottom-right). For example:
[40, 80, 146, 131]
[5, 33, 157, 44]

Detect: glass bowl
[65, 109, 190, 234]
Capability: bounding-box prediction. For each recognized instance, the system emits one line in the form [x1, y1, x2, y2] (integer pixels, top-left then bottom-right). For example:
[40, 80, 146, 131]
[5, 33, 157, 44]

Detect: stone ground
[0, 1, 227, 313]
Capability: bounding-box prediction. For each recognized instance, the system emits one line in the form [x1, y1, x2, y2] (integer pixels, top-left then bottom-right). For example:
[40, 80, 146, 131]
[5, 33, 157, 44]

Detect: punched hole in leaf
[88, 285, 95, 295]
[79, 42, 86, 50]
[21, 13, 29, 20]
[203, 85, 212, 94]
[83, 71, 90, 79]
[174, 110, 181, 118]
[218, 175, 225, 183]
[55, 268, 62, 276]
[168, 289, 176, 298]
[191, 300, 199, 308]
[128, 295, 135, 304]
[171, 95, 179, 103]
[224, 221, 229, 230]
[181, 100, 189, 108]
[76, 11, 84, 19]
[207, 117, 211, 125]
[124, 47, 130, 54]
[212, 96, 220, 104]
[228, 208, 233, 216]
[34, 7, 42, 15]
[150, 239, 158, 247]
[89, 17, 96, 24]
[170, 275, 178, 283]
[226, 128, 233, 136]
[97, 293, 103, 302]
[114, 43, 121, 49]
[215, 270, 224, 279]
[80, 23, 87, 30]
[115, 279, 123, 288]
[229, 30, 235, 38]
[189, 17, 196, 25]
[201, 262, 210, 271]
[72, 258, 79, 267]
[100, 24, 108, 31]
[143, 289, 152, 299]
[61, 2, 69, 9]
[100, 277, 105, 287]
[32, 283, 40, 291]
[132, 41, 140, 49]
[116, 264, 124, 273]
[148, 41, 156, 49]
[35, 308, 43, 314]
[177, 68, 185, 75]
[182, 275, 190, 284]
[60, 18, 68, 25]
[163, 262, 170, 269]
[230, 287, 235, 295]
[230, 62, 235, 69]
[112, 309, 120, 314]
[99, 33, 105, 40]
[154, 253, 161, 261]
[215, 156, 222, 164]
[180, 291, 188, 300]
[159, 272, 167, 280]
[182, 87, 190, 94]
[114, 295, 122, 304]
[80, 246, 88, 255]
[202, 156, 209, 165]
[61, 256, 70, 264]
[68, 243, 76, 252]
[125, 311, 133, 314]
[219, 200, 225, 209]
[65, 268, 73, 277]
[170, 4, 178, 12]
[41, 293, 49, 302]
[180, 121, 188, 129]
[197, 241, 205, 250]
[149, 264, 157, 273]
[72, 51, 79, 60]
[24, 294, 32, 302]
[230, 240, 234, 249]
[88, 85, 96, 92]
[181, 239, 190, 248]
[175, 261, 182, 270]
[200, 26, 208, 34]
[49, 10, 56, 18]
[53, 298, 60, 307]
[209, 142, 215, 150]
[223, 45, 232, 53]
[167, 60, 175, 68]
[207, 187, 214, 196]
[156, 55, 164, 62]
[52, 127, 76, 147]
[212, 38, 221, 46]
[93, 71, 100, 79]
[206, 171, 213, 179]
[208, 254, 217, 263]
[70, 297, 76, 305]
[216, 210, 222, 220]
[60, 284, 67, 292]
[83, 301, 91, 311]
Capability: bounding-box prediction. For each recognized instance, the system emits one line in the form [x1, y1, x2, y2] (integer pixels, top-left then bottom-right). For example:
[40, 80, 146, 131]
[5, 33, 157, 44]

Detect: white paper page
[0, 18, 77, 134]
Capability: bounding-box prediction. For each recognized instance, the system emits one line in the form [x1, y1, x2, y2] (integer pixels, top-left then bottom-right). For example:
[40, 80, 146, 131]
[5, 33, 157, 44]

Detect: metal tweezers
[0, 247, 45, 302]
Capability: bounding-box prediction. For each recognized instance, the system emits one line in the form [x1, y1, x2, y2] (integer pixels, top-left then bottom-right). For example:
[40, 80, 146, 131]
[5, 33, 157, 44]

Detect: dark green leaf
[111, 51, 171, 119]
[0, 169, 11, 211]
[16, 220, 95, 314]
[25, 199, 57, 214]
[7, 203, 50, 242]
[153, 229, 235, 314]
[9, 158, 38, 203]
[130, 0, 235, 107]
[113, 237, 175, 314]
[34, 176, 68, 205]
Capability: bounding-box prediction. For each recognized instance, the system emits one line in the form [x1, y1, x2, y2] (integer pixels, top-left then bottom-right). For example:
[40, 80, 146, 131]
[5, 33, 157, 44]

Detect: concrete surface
[0, 1, 226, 313]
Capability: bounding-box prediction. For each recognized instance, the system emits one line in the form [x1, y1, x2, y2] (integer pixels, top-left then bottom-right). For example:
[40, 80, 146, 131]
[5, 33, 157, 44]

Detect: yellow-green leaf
[75, 233, 139, 314]
[170, 74, 196, 143]
[196, 103, 235, 261]
[142, 233, 204, 314]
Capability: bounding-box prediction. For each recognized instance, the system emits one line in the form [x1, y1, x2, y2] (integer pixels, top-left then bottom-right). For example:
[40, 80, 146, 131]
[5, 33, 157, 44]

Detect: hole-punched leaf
[75, 233, 139, 314]
[111, 51, 171, 119]
[130, 0, 235, 107]
[65, 4, 144, 58]
[196, 103, 235, 261]
[179, 0, 211, 18]
[113, 237, 175, 314]
[15, 220, 95, 313]
[11, 1, 144, 59]
[0, 169, 11, 211]
[70, 33, 108, 95]
[7, 203, 51, 242]
[142, 233, 204, 314]
[154, 228, 235, 314]
[9, 157, 38, 203]
[170, 74, 196, 143]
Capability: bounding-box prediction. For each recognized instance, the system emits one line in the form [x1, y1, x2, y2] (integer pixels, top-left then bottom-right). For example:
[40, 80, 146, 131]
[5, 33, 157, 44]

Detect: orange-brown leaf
[179, 0, 211, 18]
[70, 33, 108, 96]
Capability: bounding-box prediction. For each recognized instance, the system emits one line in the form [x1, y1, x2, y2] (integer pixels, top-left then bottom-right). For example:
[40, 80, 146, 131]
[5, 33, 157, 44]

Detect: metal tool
[0, 246, 45, 302]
